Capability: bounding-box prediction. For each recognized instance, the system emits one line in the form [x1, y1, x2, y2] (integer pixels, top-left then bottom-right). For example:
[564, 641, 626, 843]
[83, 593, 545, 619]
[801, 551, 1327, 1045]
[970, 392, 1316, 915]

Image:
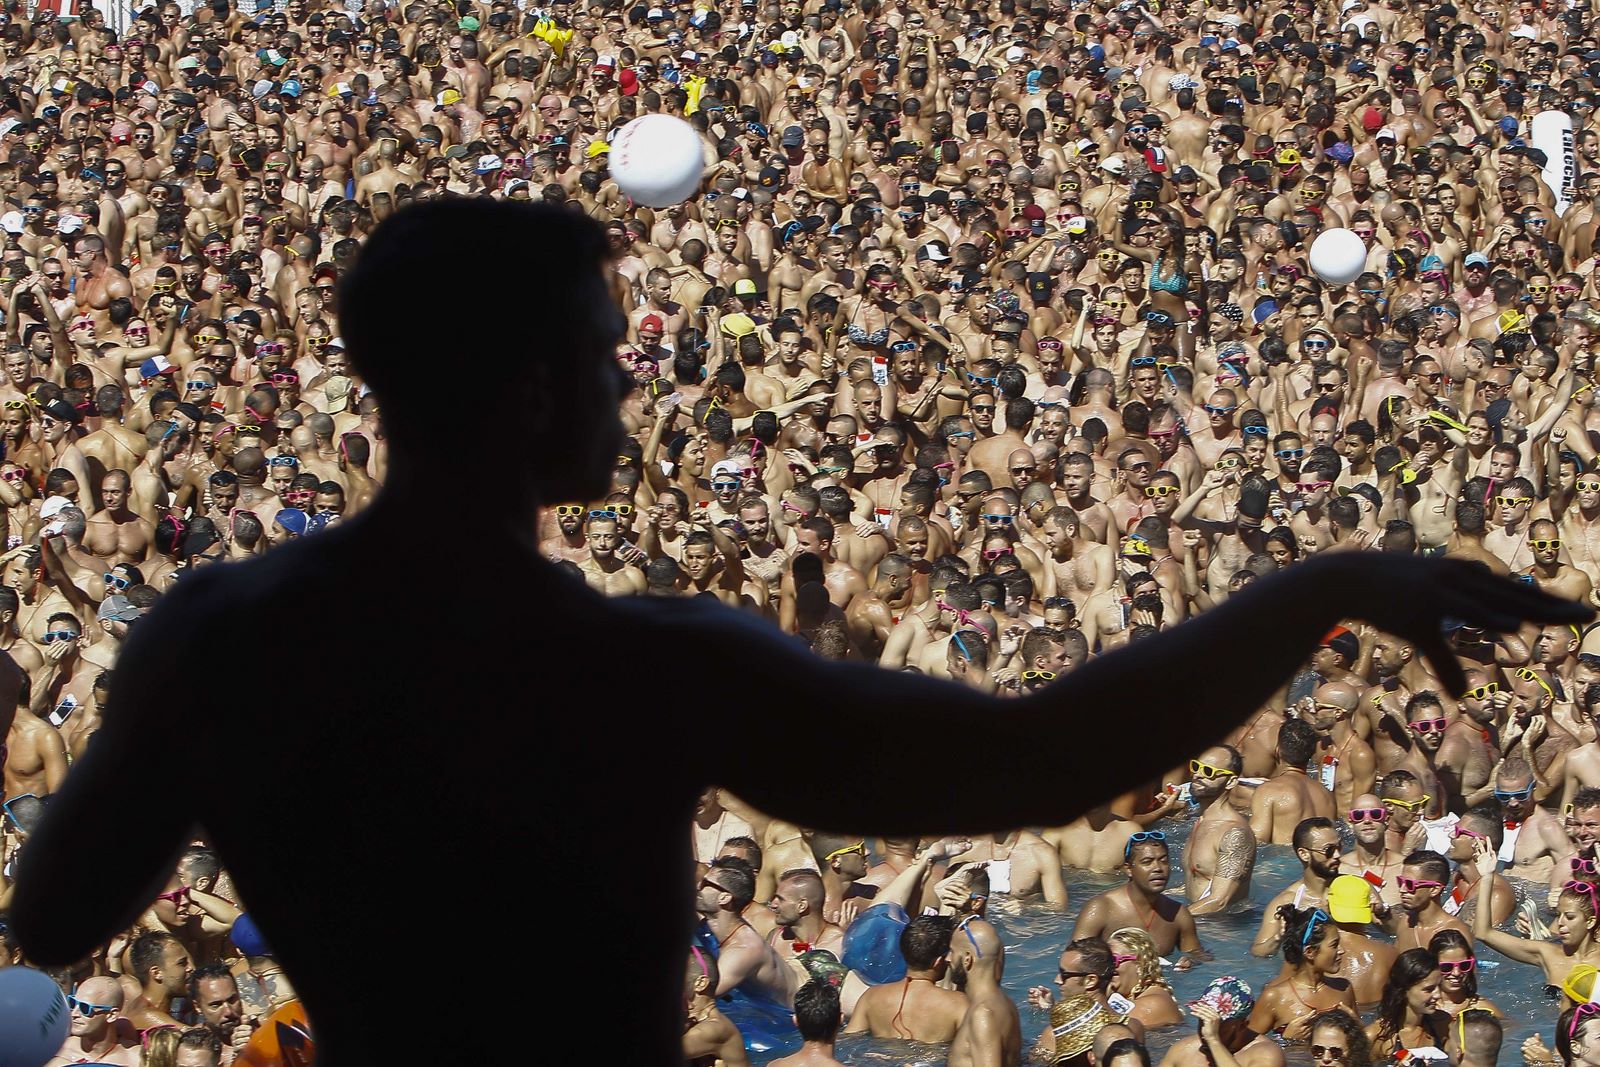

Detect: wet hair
[1278, 903, 1335, 964]
[1277, 718, 1319, 766]
[720, 835, 762, 871]
[188, 961, 235, 1007]
[794, 978, 843, 1040]
[900, 914, 955, 970]
[1375, 949, 1440, 1042]
[1402, 850, 1450, 885]
[708, 857, 755, 907]
[128, 930, 182, 983]
[1066, 936, 1115, 987]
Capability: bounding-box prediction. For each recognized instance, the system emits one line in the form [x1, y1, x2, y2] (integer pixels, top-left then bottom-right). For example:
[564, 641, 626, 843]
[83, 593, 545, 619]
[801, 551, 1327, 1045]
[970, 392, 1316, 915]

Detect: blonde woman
[1109, 927, 1183, 1027]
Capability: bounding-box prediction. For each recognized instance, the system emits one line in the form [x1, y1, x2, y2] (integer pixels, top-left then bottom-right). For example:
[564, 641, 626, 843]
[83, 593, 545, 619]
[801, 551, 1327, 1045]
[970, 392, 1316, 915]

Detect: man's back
[849, 977, 968, 1043]
[17, 513, 706, 1065]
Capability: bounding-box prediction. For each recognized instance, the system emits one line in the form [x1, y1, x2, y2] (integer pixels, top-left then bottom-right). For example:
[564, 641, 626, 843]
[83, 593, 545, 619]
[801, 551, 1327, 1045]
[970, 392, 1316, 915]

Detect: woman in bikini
[1366, 948, 1449, 1061]
[1108, 927, 1183, 1028]
[1470, 839, 1600, 991]
[1248, 905, 1359, 1042]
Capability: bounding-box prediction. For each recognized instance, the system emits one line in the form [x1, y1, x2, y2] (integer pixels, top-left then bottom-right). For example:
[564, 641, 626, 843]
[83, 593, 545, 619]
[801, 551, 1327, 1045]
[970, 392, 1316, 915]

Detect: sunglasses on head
[1123, 829, 1165, 858]
[1384, 794, 1431, 812]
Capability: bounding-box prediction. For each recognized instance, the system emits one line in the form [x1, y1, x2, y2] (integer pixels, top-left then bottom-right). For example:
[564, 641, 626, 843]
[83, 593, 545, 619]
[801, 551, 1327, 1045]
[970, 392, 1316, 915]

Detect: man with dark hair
[1386, 849, 1470, 950]
[1072, 830, 1207, 962]
[124, 930, 192, 1031]
[1185, 743, 1256, 915]
[848, 914, 967, 1042]
[1253, 817, 1343, 957]
[1032, 936, 1147, 1059]
[771, 979, 846, 1067]
[189, 962, 253, 1052]
[1250, 719, 1337, 844]
[694, 856, 794, 1007]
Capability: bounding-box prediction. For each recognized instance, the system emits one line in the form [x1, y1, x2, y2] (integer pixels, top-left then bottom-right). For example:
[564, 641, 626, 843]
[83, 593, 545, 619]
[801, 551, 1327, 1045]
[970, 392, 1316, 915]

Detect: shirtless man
[949, 831, 1068, 911]
[1039, 506, 1114, 614]
[1324, 876, 1399, 1006]
[1253, 817, 1343, 957]
[539, 504, 590, 563]
[683, 951, 750, 1067]
[696, 858, 796, 1009]
[1492, 756, 1572, 882]
[69, 235, 133, 325]
[948, 918, 1022, 1067]
[83, 471, 154, 565]
[122, 931, 193, 1032]
[46, 974, 137, 1067]
[1384, 849, 1472, 952]
[1047, 802, 1144, 874]
[3, 673, 66, 800]
[1299, 682, 1378, 813]
[1250, 720, 1337, 845]
[768, 980, 844, 1067]
[1522, 519, 1595, 605]
[1342, 792, 1407, 908]
[766, 869, 844, 973]
[577, 512, 646, 596]
[1071, 833, 1208, 966]
[847, 915, 968, 1042]
[845, 553, 914, 661]
[1184, 745, 1257, 915]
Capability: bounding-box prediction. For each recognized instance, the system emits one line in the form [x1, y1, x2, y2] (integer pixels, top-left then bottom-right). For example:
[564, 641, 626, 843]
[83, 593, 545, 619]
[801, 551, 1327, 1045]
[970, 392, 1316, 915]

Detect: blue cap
[1499, 115, 1520, 134]
[1327, 141, 1354, 163]
[1465, 251, 1490, 267]
[280, 78, 301, 98]
[1252, 299, 1280, 324]
[276, 509, 308, 536]
[1420, 254, 1445, 272]
[1087, 44, 1105, 61]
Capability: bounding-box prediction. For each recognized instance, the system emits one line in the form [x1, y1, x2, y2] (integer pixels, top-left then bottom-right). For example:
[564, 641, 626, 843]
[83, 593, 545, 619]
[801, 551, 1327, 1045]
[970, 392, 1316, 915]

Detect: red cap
[1361, 107, 1382, 132]
[640, 314, 664, 335]
[619, 69, 638, 96]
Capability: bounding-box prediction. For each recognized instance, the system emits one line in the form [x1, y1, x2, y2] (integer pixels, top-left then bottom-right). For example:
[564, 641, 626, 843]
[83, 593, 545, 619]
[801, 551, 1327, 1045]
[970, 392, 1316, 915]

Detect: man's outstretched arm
[695, 554, 1586, 836]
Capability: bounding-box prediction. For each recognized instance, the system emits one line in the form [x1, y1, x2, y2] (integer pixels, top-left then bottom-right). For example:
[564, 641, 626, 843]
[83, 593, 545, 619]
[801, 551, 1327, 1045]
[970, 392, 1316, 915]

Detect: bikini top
[847, 323, 890, 346]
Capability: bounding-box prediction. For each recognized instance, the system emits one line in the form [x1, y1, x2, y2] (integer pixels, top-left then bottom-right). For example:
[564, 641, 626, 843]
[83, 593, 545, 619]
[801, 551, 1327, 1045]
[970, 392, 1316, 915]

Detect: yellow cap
[1327, 875, 1375, 924]
[1499, 309, 1527, 333]
[720, 313, 757, 339]
[587, 140, 610, 159]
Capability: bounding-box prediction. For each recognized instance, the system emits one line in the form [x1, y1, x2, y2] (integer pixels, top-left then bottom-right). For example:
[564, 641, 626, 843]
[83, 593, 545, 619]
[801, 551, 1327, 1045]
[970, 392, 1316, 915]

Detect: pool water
[751, 817, 1560, 1065]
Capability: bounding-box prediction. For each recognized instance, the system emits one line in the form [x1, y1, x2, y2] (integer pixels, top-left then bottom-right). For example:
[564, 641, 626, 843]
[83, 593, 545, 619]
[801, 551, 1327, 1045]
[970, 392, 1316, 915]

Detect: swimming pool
[750, 819, 1559, 1065]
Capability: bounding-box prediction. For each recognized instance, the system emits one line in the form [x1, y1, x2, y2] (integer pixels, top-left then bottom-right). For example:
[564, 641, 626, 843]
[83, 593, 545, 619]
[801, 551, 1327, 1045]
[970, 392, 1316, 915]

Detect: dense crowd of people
[1, 0, 1600, 1061]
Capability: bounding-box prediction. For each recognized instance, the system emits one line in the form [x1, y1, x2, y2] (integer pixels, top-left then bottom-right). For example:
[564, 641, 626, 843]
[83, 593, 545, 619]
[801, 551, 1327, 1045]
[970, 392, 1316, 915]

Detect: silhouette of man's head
[337, 201, 626, 502]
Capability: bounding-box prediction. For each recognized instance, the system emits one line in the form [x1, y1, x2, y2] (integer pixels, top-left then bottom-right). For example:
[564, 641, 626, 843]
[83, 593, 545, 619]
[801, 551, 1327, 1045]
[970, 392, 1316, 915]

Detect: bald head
[779, 869, 825, 910]
[1314, 680, 1359, 713]
[76, 975, 122, 1008]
